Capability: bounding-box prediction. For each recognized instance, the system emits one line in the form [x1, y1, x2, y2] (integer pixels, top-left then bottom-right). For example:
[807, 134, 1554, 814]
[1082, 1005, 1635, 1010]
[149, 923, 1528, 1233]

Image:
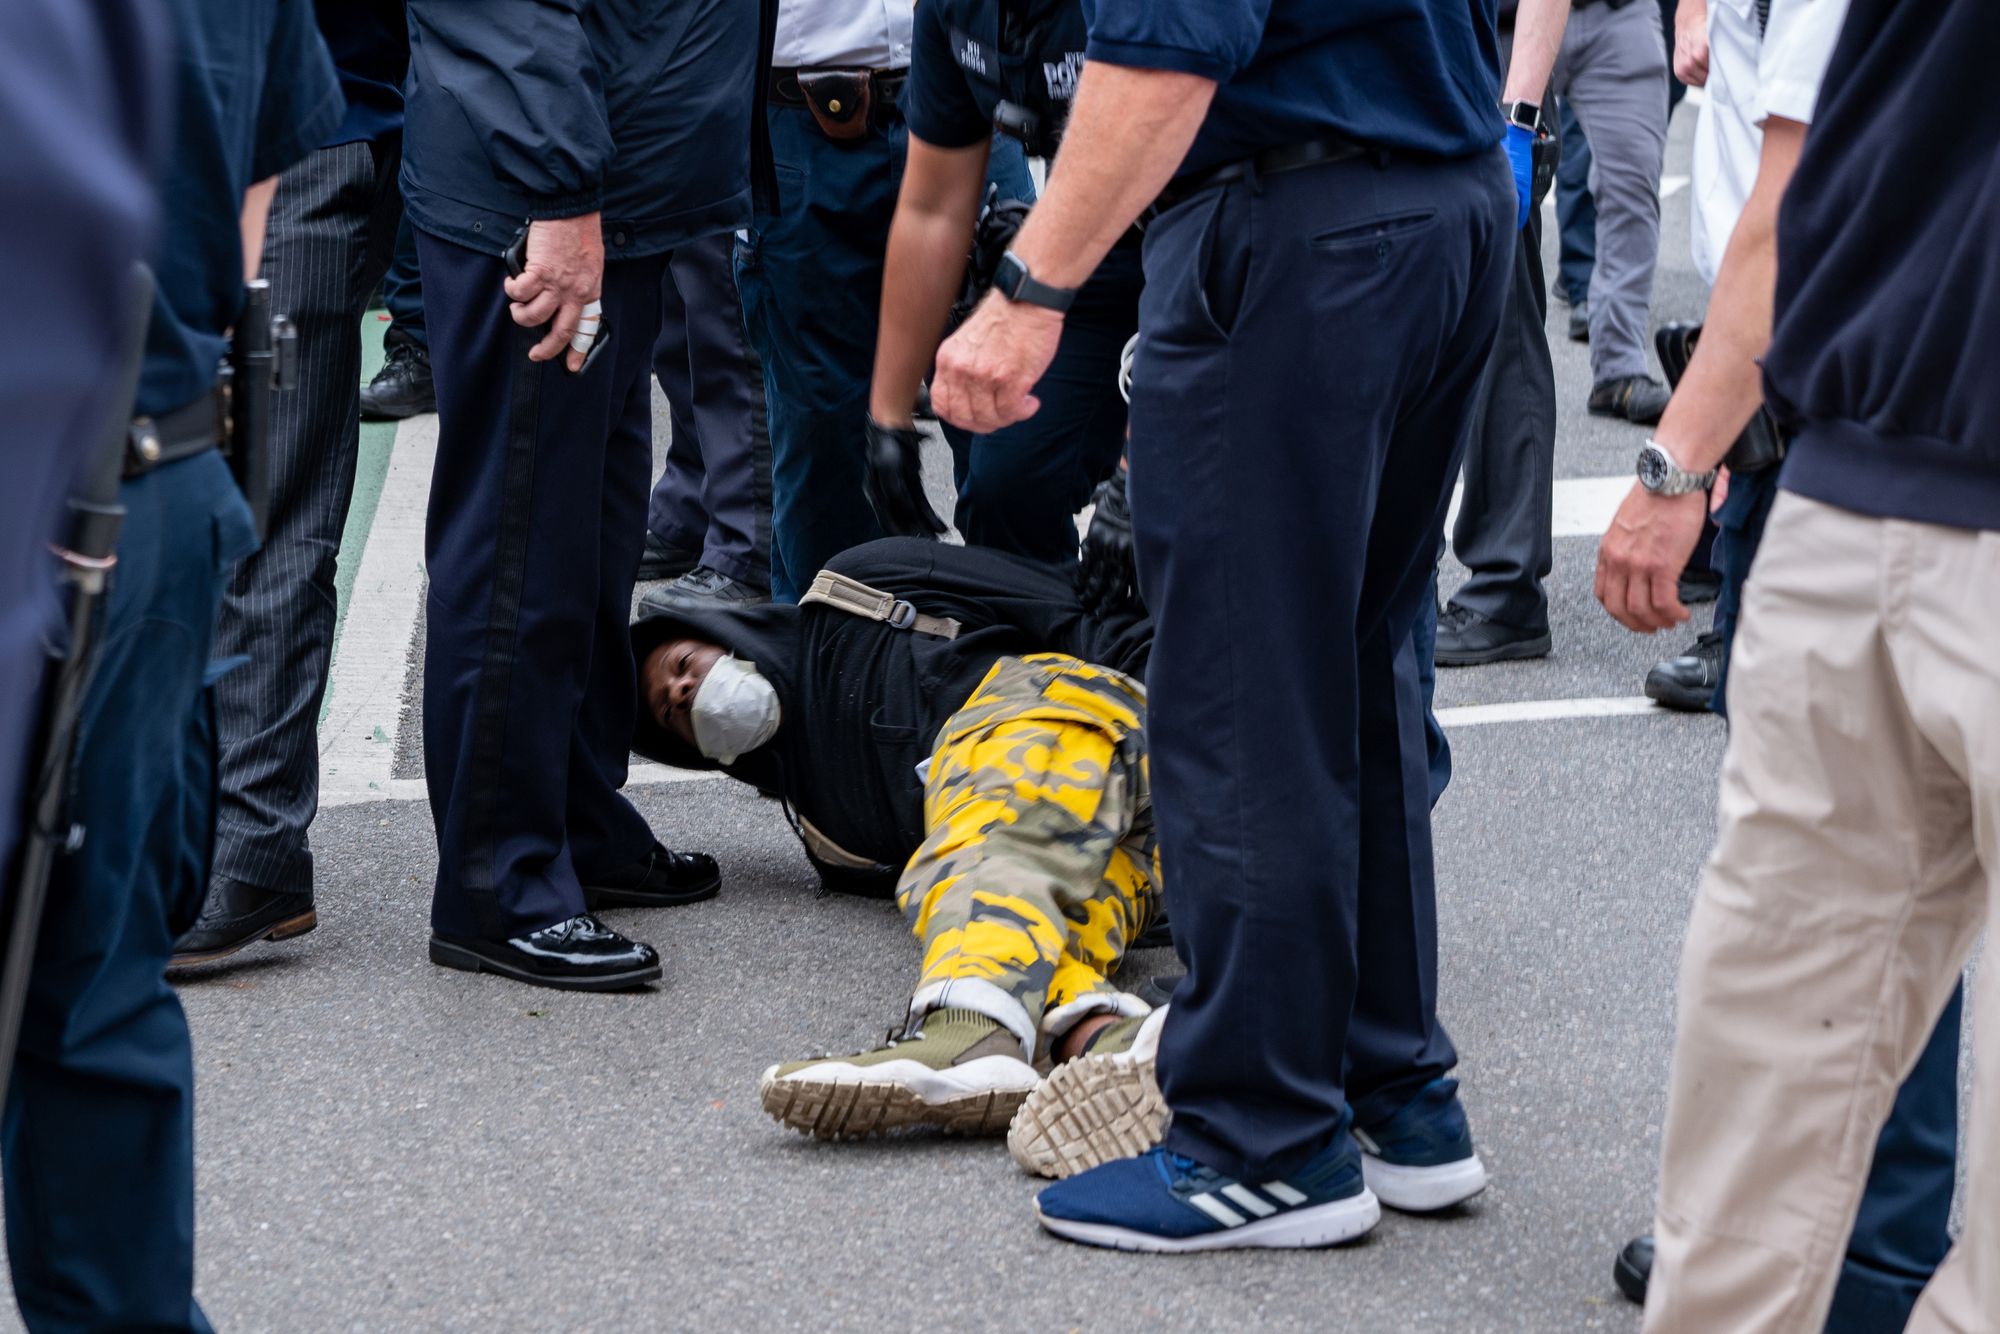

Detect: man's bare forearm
[871, 144, 988, 425]
[1503, 0, 1569, 103]
[1008, 64, 1216, 290]
[1653, 117, 1807, 470]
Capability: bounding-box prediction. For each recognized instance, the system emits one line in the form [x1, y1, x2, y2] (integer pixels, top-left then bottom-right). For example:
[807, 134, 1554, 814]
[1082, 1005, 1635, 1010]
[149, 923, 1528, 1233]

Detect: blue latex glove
[1505, 122, 1534, 230]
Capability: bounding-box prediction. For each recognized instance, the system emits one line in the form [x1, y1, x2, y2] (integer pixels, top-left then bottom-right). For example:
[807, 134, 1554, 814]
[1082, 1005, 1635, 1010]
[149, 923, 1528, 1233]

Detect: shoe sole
[1009, 1008, 1170, 1178]
[427, 938, 662, 992]
[759, 1057, 1037, 1139]
[1034, 1189, 1381, 1253]
[1435, 633, 1552, 668]
[580, 870, 720, 910]
[1360, 1152, 1489, 1213]
[169, 910, 318, 969]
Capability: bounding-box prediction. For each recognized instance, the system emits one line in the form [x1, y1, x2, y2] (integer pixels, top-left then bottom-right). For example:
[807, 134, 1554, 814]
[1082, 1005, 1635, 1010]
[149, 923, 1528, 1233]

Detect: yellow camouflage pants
[899, 653, 1158, 1059]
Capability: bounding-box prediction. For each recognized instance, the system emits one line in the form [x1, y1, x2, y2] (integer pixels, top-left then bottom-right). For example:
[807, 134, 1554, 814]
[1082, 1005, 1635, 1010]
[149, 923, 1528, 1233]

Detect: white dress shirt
[773, 0, 913, 70]
[1690, 0, 1851, 284]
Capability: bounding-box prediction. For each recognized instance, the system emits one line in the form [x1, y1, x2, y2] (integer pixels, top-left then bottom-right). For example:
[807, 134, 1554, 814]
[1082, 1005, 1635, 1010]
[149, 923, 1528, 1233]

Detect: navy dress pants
[381, 214, 427, 352]
[648, 230, 771, 591]
[1132, 150, 1513, 1180]
[4, 453, 253, 1332]
[417, 232, 663, 940]
[943, 241, 1139, 570]
[739, 105, 1035, 601]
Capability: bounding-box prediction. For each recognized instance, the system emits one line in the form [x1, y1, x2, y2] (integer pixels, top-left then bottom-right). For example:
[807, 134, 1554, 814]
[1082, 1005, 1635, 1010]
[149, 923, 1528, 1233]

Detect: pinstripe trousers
[210, 138, 405, 896]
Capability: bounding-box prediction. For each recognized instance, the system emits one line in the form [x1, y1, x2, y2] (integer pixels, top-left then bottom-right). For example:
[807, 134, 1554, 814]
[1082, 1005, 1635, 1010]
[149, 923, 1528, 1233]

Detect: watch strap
[995, 250, 1077, 313]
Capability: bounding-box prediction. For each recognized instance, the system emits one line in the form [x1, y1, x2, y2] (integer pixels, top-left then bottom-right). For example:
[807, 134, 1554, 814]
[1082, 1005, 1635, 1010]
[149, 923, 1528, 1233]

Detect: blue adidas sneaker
[1034, 1138, 1380, 1253]
[1351, 1076, 1488, 1213]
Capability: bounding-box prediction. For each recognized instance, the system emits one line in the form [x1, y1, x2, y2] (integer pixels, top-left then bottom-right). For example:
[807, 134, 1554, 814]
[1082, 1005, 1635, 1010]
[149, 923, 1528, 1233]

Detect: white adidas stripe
[1261, 1181, 1308, 1206]
[1187, 1192, 1247, 1227]
[1220, 1184, 1277, 1218]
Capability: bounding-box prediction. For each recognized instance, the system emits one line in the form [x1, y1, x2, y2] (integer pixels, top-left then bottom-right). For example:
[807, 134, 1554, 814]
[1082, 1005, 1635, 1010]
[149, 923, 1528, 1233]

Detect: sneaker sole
[427, 938, 663, 992]
[169, 910, 318, 969]
[760, 1056, 1038, 1140]
[1009, 1008, 1169, 1178]
[1435, 633, 1552, 667]
[1361, 1152, 1489, 1213]
[1035, 1189, 1381, 1253]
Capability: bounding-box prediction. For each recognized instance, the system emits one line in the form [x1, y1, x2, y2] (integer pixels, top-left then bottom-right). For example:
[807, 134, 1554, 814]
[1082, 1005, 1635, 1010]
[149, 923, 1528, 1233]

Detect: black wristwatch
[1501, 99, 1544, 134]
[992, 250, 1078, 313]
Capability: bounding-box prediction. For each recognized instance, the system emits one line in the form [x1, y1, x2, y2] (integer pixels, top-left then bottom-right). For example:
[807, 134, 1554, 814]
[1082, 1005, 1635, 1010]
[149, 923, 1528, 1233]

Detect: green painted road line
[323, 315, 403, 727]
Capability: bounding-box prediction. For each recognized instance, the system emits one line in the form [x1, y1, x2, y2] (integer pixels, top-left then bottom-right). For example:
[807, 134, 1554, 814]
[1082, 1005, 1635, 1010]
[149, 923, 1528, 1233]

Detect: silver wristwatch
[1636, 439, 1718, 496]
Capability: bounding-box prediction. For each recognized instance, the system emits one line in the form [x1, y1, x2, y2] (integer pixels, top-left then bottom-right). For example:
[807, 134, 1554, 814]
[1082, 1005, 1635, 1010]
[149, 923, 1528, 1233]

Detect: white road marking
[1660, 174, 1690, 198]
[1437, 696, 1668, 728]
[320, 762, 723, 810]
[319, 412, 436, 806]
[1447, 474, 1629, 542]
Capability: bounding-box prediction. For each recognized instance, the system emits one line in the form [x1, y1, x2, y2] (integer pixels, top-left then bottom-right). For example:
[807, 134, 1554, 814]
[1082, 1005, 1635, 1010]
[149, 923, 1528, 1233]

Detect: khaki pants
[1647, 494, 1998, 1332]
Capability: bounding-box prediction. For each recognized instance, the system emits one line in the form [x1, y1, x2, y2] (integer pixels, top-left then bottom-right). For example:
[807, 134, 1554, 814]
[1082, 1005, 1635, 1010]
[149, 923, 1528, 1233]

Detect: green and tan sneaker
[1008, 1006, 1171, 1178]
[758, 1008, 1039, 1139]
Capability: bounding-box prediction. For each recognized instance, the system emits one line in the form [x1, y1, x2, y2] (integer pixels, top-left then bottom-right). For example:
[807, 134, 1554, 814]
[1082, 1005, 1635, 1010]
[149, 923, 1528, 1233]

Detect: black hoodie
[630, 539, 1152, 878]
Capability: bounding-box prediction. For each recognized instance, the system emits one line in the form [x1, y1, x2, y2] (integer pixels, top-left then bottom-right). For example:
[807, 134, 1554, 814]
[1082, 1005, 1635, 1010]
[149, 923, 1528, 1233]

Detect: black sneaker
[1434, 604, 1552, 667]
[1677, 568, 1721, 605]
[1587, 375, 1672, 426]
[1644, 630, 1722, 713]
[1568, 303, 1589, 343]
[359, 341, 436, 420]
[170, 875, 316, 968]
[1614, 1234, 1653, 1304]
[635, 531, 699, 583]
[647, 565, 769, 609]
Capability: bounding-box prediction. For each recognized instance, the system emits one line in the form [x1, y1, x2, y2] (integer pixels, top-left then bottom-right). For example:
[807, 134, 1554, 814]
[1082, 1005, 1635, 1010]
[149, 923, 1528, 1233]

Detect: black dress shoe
[1588, 375, 1672, 425]
[171, 875, 316, 968]
[635, 531, 699, 583]
[429, 914, 662, 991]
[579, 842, 720, 909]
[1644, 630, 1722, 713]
[1136, 968, 1183, 1009]
[1614, 1234, 1653, 1305]
[1677, 568, 1721, 605]
[1434, 604, 1552, 667]
[359, 341, 436, 420]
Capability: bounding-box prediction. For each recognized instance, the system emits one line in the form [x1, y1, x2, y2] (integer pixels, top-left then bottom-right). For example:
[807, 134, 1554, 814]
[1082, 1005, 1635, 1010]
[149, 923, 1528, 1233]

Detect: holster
[797, 70, 871, 141]
[226, 278, 298, 540]
[1654, 322, 1787, 475]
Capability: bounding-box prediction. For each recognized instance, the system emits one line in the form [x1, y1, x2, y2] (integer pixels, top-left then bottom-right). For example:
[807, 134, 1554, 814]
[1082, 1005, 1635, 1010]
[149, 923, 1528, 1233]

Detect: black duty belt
[1154, 135, 1374, 214]
[768, 65, 907, 137]
[126, 386, 227, 479]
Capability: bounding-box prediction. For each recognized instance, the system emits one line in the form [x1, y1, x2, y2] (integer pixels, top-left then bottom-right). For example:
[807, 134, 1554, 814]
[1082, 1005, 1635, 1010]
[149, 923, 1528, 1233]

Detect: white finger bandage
[570, 299, 604, 354]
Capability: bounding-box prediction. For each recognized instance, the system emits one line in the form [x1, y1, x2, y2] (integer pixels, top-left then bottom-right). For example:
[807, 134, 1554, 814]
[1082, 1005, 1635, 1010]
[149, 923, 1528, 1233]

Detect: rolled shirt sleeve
[1757, 0, 1853, 126]
[251, 0, 343, 181]
[408, 0, 615, 216]
[1082, 0, 1271, 82]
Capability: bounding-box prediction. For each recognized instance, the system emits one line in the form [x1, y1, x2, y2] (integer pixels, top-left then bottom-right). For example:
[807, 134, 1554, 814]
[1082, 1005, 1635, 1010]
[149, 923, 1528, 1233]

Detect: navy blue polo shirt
[318, 0, 408, 148]
[906, 0, 1088, 153]
[1763, 0, 2000, 532]
[141, 0, 342, 417]
[1081, 0, 1502, 177]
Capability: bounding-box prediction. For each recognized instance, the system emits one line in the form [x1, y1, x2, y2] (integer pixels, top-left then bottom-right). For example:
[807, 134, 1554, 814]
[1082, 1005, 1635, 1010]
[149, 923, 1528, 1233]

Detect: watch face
[1638, 447, 1669, 491]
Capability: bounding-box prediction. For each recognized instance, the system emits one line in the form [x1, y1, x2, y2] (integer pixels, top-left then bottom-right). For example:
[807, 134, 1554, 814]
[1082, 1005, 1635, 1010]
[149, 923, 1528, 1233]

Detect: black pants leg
[1448, 209, 1557, 634]
[209, 138, 404, 896]
[1133, 151, 1513, 1181]
[418, 232, 665, 940]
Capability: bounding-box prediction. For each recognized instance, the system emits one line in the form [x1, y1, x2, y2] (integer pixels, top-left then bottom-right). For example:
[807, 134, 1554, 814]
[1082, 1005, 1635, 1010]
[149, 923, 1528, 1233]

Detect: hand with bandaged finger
[503, 213, 604, 373]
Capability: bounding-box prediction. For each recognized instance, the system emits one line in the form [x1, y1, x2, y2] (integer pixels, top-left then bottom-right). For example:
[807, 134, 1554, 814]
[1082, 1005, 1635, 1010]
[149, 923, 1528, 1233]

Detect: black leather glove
[1077, 468, 1140, 614]
[863, 415, 947, 539]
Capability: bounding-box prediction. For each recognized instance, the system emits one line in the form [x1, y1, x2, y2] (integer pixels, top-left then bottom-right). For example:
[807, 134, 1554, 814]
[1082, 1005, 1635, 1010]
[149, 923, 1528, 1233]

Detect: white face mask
[689, 655, 781, 764]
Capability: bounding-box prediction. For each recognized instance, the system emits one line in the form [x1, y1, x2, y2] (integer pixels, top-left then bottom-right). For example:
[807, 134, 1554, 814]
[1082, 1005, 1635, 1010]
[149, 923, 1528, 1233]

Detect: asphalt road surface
[7, 99, 1970, 1333]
